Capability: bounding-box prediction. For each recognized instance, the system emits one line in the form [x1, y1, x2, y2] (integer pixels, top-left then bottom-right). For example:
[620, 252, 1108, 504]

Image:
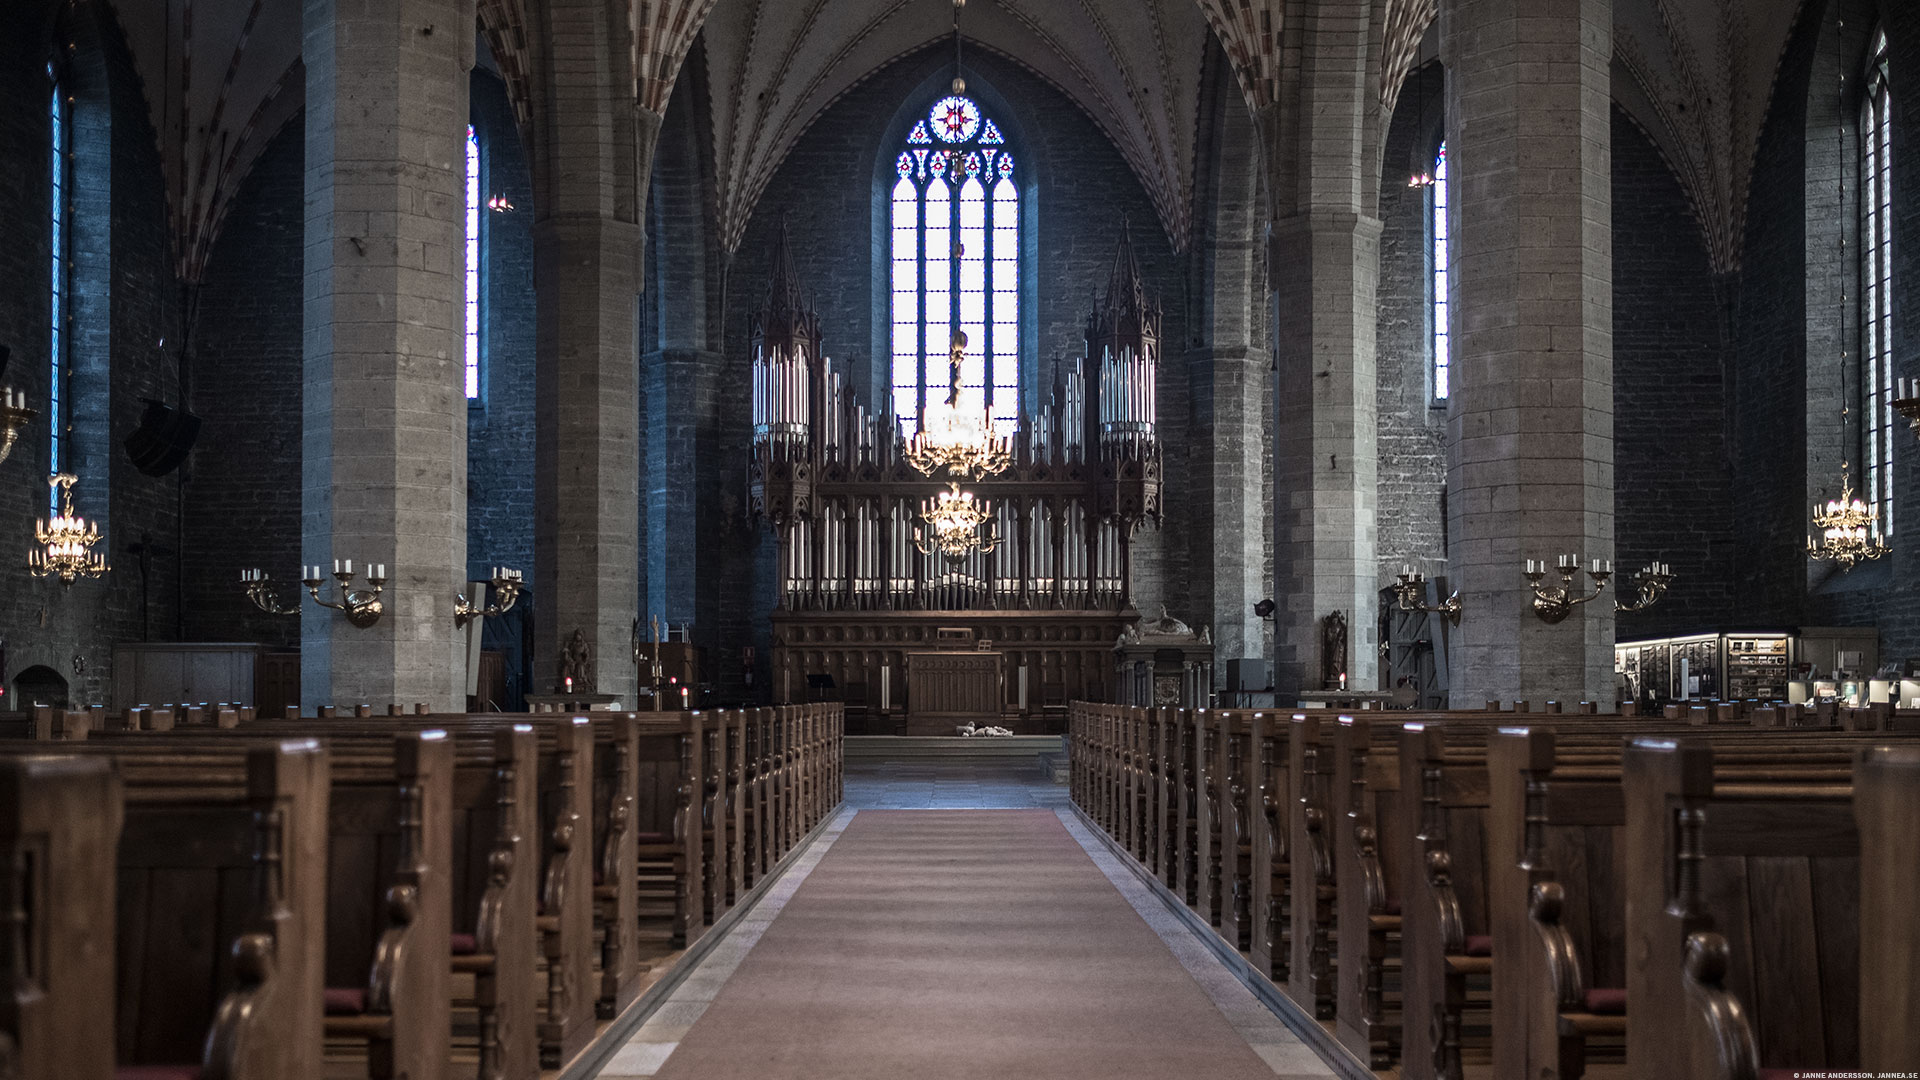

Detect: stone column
[1441, 0, 1615, 706]
[302, 0, 474, 710]
[1262, 0, 1383, 698]
[530, 68, 654, 703]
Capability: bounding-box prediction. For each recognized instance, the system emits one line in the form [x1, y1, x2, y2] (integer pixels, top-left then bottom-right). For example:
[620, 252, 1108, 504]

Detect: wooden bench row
[0, 703, 843, 1080]
[1068, 703, 1920, 1079]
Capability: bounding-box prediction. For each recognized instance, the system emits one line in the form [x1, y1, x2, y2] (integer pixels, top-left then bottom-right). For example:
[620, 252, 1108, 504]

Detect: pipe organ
[749, 228, 1162, 730]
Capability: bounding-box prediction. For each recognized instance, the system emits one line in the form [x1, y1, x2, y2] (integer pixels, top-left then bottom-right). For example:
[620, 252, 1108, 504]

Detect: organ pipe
[749, 224, 1160, 614]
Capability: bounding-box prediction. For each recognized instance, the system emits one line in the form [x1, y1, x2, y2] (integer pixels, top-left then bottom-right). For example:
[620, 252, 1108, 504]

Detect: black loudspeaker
[0, 344, 11, 381]
[123, 398, 202, 477]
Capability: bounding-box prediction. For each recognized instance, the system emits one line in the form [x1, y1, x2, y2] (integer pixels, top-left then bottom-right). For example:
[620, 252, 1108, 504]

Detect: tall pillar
[530, 63, 654, 702]
[1442, 0, 1615, 707]
[302, 0, 474, 710]
[1263, 0, 1382, 698]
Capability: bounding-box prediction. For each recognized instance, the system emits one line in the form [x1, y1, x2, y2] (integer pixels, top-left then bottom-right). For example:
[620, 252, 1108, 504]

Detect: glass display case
[1615, 631, 1796, 706]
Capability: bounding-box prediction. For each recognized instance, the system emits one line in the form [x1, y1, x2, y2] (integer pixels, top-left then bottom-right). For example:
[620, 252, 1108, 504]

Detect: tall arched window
[49, 60, 68, 517]
[465, 122, 482, 400]
[890, 95, 1019, 439]
[1429, 141, 1450, 403]
[1862, 31, 1892, 534]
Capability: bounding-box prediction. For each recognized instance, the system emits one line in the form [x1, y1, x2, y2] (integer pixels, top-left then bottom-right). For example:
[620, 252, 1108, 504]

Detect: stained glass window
[49, 63, 67, 516]
[1863, 32, 1892, 534]
[1429, 142, 1450, 403]
[890, 95, 1021, 436]
[465, 123, 482, 400]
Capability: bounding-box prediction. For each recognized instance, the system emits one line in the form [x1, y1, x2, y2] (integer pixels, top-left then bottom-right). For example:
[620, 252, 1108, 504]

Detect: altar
[903, 649, 1004, 735]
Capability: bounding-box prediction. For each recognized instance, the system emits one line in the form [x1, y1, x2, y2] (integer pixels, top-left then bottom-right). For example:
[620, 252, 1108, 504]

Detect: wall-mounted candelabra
[1614, 561, 1675, 613]
[1525, 556, 1611, 624]
[455, 567, 523, 628]
[240, 568, 300, 614]
[1392, 566, 1462, 626]
[0, 388, 34, 466]
[304, 560, 386, 628]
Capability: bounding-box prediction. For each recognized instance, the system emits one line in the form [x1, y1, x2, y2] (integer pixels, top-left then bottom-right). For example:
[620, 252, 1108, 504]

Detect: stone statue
[1321, 610, 1348, 690]
[945, 330, 968, 407]
[559, 629, 595, 692]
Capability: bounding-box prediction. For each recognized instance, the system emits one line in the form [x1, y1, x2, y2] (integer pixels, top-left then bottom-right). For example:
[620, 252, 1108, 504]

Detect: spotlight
[1253, 598, 1275, 619]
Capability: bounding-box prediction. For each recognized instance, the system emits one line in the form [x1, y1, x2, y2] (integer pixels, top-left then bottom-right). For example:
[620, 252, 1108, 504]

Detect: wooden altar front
[905, 650, 1003, 735]
[771, 610, 1130, 734]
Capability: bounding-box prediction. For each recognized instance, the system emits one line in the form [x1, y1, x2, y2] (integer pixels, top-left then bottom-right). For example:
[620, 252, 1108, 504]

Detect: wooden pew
[19, 738, 333, 1079]
[1624, 736, 1920, 1079]
[0, 755, 121, 1080]
[321, 731, 454, 1080]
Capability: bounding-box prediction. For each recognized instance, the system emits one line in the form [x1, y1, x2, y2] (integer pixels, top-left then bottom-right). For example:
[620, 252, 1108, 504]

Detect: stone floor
[842, 757, 1072, 809]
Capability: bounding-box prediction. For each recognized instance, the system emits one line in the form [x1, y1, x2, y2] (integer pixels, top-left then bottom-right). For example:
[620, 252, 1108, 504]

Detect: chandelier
[915, 483, 1000, 560]
[904, 330, 1011, 479]
[1807, 463, 1887, 568]
[30, 473, 108, 585]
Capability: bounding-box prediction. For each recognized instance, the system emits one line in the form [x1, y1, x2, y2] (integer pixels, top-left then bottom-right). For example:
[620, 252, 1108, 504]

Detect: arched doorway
[11, 665, 70, 710]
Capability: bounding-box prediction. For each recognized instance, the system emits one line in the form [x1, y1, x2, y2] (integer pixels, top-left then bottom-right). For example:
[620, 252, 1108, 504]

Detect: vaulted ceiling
[105, 0, 304, 283]
[1611, 0, 1808, 273]
[97, 0, 1820, 276]
[697, 0, 1212, 254]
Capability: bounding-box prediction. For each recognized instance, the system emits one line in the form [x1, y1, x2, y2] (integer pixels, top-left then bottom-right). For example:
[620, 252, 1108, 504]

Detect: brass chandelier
[30, 473, 108, 585]
[904, 330, 1011, 480]
[1807, 462, 1887, 568]
[914, 483, 1000, 560]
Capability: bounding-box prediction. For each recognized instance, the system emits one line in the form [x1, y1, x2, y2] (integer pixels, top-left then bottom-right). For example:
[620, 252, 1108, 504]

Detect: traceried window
[49, 62, 68, 516]
[465, 123, 482, 400]
[890, 96, 1019, 439]
[1862, 32, 1893, 534]
[1429, 142, 1450, 402]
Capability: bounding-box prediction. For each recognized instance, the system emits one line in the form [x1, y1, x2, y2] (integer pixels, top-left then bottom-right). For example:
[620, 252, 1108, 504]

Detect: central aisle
[609, 808, 1332, 1080]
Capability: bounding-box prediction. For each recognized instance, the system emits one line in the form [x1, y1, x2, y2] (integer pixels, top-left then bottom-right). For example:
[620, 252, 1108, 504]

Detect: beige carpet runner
[650, 809, 1283, 1080]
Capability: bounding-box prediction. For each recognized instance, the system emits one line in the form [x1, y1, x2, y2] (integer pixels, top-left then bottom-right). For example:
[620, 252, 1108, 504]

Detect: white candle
[344, 559, 353, 576]
[333, 559, 341, 574]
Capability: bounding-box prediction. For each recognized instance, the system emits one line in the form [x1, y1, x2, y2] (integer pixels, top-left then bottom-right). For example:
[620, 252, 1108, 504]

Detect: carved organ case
[749, 228, 1163, 727]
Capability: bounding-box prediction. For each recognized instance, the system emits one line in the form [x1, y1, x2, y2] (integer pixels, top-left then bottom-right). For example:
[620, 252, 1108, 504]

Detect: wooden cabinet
[112, 643, 266, 711]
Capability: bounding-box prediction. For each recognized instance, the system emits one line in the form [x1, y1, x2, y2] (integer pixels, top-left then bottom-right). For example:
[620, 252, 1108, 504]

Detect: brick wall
[1610, 105, 1736, 638]
[183, 115, 304, 647]
[466, 70, 537, 583]
[0, 2, 184, 707]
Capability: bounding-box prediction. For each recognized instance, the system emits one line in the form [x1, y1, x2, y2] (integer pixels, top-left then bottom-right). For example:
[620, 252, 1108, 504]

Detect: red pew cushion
[1464, 935, 1493, 957]
[116, 1068, 203, 1080]
[1582, 988, 1626, 1014]
[636, 831, 671, 843]
[324, 987, 368, 1015]
[450, 932, 477, 955]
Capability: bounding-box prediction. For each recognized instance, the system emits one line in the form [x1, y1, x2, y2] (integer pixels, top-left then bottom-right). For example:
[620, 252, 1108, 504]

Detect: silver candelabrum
[1525, 556, 1611, 624]
[455, 567, 524, 629]
[1392, 567, 1462, 626]
[1614, 562, 1675, 613]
